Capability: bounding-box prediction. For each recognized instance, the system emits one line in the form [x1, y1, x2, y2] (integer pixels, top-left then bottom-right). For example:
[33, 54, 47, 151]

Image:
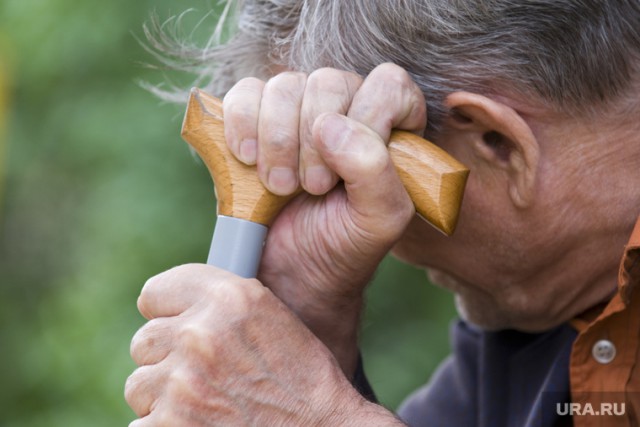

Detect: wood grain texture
[181, 88, 469, 235]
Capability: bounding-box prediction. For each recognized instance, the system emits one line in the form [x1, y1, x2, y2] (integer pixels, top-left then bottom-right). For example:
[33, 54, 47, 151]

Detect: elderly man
[126, 1, 640, 425]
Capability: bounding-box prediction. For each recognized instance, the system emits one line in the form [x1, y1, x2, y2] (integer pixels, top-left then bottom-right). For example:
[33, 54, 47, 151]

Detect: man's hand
[223, 63, 426, 375]
[125, 264, 404, 426]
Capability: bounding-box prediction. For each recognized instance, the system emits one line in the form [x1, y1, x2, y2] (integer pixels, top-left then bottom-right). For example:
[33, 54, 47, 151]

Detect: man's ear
[444, 91, 540, 208]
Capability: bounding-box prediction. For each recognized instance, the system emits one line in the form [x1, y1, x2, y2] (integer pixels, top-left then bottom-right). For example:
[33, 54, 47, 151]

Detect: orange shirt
[569, 217, 640, 426]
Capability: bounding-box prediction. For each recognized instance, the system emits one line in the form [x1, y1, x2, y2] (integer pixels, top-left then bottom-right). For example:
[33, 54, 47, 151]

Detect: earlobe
[444, 92, 540, 209]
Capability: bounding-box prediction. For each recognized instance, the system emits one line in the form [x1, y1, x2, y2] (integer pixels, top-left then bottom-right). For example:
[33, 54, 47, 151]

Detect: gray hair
[145, 0, 640, 132]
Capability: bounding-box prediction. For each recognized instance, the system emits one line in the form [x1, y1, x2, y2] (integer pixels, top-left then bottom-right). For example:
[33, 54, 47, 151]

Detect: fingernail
[239, 139, 257, 164]
[320, 114, 347, 152]
[304, 165, 334, 194]
[268, 167, 297, 195]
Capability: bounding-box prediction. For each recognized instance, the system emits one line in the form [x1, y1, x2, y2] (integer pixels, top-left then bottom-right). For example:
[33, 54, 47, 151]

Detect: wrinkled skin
[126, 64, 425, 425]
[125, 59, 640, 424]
[125, 265, 398, 426]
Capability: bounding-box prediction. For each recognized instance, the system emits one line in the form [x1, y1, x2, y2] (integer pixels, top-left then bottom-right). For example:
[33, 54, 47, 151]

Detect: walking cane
[181, 88, 468, 278]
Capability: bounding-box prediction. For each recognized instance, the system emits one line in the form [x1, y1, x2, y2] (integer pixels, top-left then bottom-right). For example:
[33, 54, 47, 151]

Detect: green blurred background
[0, 1, 456, 425]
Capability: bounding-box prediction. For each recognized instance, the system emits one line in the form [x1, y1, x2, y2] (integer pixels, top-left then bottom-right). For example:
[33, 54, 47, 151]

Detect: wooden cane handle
[181, 88, 469, 235]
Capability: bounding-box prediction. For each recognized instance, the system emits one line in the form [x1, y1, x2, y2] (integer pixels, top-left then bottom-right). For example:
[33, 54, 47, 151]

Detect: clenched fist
[223, 64, 426, 374]
[125, 264, 404, 426]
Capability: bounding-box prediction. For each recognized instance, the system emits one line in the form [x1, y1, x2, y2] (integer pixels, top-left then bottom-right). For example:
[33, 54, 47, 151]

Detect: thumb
[313, 113, 415, 245]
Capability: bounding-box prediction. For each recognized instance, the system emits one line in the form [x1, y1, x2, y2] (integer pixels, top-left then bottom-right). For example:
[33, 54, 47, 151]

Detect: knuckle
[124, 369, 144, 405]
[267, 71, 307, 87]
[262, 127, 298, 152]
[130, 319, 162, 363]
[140, 275, 159, 298]
[264, 72, 307, 102]
[307, 68, 362, 103]
[166, 366, 196, 399]
[139, 265, 195, 313]
[218, 278, 267, 314]
[366, 64, 426, 130]
[348, 129, 390, 173]
[130, 328, 146, 362]
[171, 281, 267, 349]
[168, 263, 199, 276]
[360, 149, 390, 176]
[224, 79, 261, 125]
[307, 68, 344, 92]
[141, 265, 185, 295]
[224, 102, 257, 128]
[371, 63, 421, 100]
[373, 62, 411, 84]
[166, 264, 206, 289]
[407, 98, 428, 130]
[175, 315, 221, 359]
[305, 68, 359, 115]
[177, 320, 210, 349]
[138, 277, 159, 316]
[242, 278, 269, 303]
[225, 77, 265, 100]
[233, 76, 265, 90]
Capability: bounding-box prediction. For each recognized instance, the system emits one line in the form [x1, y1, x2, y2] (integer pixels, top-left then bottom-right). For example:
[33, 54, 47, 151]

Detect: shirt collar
[618, 215, 640, 305]
[570, 215, 640, 332]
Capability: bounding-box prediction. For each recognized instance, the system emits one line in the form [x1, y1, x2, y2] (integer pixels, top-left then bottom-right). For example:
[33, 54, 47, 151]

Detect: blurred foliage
[0, 0, 456, 425]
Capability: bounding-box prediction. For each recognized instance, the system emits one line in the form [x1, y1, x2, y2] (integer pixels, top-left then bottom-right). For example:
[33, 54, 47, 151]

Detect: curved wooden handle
[181, 88, 469, 235]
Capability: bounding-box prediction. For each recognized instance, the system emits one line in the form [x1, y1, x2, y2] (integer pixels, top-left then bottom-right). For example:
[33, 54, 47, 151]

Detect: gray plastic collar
[207, 215, 268, 278]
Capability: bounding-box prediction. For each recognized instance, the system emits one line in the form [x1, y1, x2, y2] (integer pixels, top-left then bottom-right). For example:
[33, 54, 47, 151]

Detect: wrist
[317, 374, 405, 427]
[347, 401, 407, 427]
[260, 268, 366, 375]
[294, 294, 363, 376]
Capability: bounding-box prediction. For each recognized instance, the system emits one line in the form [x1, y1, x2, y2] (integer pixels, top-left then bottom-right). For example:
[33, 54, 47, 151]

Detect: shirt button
[592, 340, 616, 364]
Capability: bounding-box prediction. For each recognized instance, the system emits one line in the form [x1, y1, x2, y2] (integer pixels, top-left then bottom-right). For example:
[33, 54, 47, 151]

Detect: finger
[137, 264, 234, 320]
[257, 72, 307, 195]
[313, 113, 415, 244]
[223, 77, 265, 165]
[348, 63, 426, 142]
[298, 68, 362, 195]
[125, 364, 166, 417]
[131, 317, 174, 366]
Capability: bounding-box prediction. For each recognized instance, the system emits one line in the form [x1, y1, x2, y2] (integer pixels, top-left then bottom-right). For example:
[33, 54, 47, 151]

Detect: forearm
[292, 293, 364, 378]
